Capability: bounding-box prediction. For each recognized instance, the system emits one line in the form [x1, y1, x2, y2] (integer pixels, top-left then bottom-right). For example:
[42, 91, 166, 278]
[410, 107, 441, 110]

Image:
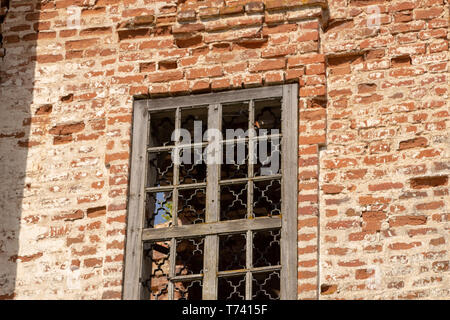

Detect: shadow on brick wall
[0, 0, 38, 299]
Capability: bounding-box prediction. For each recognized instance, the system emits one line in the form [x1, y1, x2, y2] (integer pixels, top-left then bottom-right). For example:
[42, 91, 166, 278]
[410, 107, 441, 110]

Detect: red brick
[249, 59, 286, 72]
[49, 122, 85, 136]
[414, 7, 444, 20]
[410, 176, 448, 189]
[186, 66, 223, 79]
[147, 70, 184, 83]
[87, 206, 107, 218]
[355, 269, 375, 280]
[398, 137, 428, 150]
[389, 215, 427, 227]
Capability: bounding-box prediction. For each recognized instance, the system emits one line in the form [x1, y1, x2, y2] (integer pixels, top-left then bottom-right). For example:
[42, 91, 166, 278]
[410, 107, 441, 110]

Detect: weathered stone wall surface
[0, 0, 448, 300]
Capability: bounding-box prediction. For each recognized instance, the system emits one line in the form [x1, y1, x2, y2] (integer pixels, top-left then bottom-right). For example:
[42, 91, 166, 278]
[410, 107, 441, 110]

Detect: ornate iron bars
[125, 85, 298, 300]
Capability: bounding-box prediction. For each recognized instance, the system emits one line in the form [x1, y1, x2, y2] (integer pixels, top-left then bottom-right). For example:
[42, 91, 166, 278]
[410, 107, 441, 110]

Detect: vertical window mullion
[172, 107, 181, 227]
[246, 100, 255, 300]
[247, 100, 255, 219]
[203, 103, 221, 299]
[205, 103, 220, 223]
[245, 229, 253, 300]
[168, 238, 176, 300]
[168, 108, 181, 300]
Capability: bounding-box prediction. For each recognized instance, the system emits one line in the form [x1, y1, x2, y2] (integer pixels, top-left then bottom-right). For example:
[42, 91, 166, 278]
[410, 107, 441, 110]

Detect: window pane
[254, 98, 281, 135]
[253, 229, 281, 268]
[179, 146, 207, 184]
[222, 101, 249, 138]
[149, 110, 175, 147]
[252, 271, 280, 300]
[219, 233, 246, 271]
[177, 188, 206, 225]
[221, 141, 248, 180]
[254, 138, 281, 176]
[147, 151, 173, 187]
[218, 276, 246, 300]
[220, 183, 248, 221]
[176, 237, 204, 276]
[253, 180, 281, 218]
[180, 107, 208, 144]
[174, 280, 203, 300]
[146, 191, 173, 228]
[145, 241, 170, 300]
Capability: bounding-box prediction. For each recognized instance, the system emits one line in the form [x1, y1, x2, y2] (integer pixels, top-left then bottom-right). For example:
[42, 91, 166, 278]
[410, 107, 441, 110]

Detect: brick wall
[0, 0, 448, 300]
[320, 0, 449, 299]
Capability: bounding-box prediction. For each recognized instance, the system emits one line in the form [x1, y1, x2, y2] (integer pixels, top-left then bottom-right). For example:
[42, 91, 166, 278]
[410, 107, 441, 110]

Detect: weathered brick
[410, 176, 448, 189]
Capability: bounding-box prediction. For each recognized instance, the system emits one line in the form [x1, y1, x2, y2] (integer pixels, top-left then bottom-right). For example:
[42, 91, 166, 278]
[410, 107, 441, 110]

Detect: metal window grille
[124, 84, 298, 300]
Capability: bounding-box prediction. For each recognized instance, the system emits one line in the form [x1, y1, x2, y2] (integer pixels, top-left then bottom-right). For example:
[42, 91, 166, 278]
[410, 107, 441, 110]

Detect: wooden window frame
[123, 84, 298, 300]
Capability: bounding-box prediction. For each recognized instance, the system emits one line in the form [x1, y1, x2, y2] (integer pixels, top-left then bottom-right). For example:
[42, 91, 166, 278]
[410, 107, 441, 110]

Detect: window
[124, 84, 298, 300]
